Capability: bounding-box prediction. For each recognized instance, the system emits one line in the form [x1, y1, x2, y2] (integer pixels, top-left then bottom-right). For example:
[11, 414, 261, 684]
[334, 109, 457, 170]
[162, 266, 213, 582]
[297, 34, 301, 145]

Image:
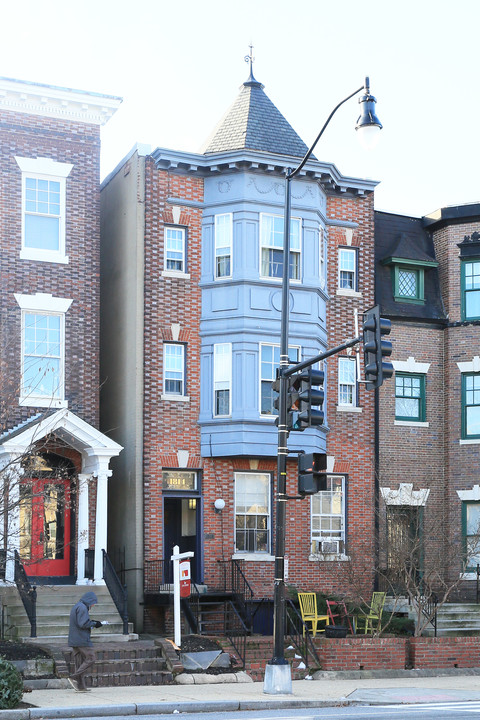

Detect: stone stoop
[62, 640, 174, 687]
[421, 603, 480, 637]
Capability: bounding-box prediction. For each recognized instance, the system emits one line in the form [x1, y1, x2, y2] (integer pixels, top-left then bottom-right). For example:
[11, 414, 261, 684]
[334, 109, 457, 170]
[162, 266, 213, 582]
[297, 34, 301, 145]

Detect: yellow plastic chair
[298, 592, 330, 636]
[357, 591, 386, 634]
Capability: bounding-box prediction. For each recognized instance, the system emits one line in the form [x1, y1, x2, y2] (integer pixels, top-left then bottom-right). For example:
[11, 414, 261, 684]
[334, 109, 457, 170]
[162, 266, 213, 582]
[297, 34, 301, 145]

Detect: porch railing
[14, 551, 37, 638]
[285, 598, 321, 670]
[144, 559, 170, 592]
[102, 550, 129, 634]
[224, 600, 248, 668]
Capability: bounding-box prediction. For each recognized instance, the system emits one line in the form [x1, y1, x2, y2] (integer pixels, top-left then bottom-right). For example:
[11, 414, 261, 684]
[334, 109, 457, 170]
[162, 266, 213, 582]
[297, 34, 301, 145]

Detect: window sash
[463, 373, 480, 437]
[260, 214, 301, 280]
[215, 214, 232, 278]
[338, 357, 356, 406]
[395, 373, 425, 421]
[464, 261, 480, 319]
[463, 502, 480, 569]
[22, 312, 63, 399]
[338, 248, 356, 290]
[260, 344, 299, 415]
[165, 227, 185, 272]
[311, 476, 345, 545]
[214, 343, 231, 416]
[235, 472, 270, 553]
[164, 344, 185, 395]
[22, 174, 65, 256]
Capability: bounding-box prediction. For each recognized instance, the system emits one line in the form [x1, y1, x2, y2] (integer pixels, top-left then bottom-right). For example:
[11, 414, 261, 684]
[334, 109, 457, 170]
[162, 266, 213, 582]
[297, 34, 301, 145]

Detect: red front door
[19, 477, 72, 576]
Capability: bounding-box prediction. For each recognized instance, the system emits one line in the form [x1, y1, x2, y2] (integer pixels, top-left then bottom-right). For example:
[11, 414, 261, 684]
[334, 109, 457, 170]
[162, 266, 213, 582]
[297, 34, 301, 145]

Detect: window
[214, 343, 231, 416]
[462, 373, 480, 439]
[164, 344, 185, 396]
[338, 248, 357, 290]
[395, 373, 426, 422]
[393, 265, 425, 303]
[260, 214, 301, 280]
[311, 476, 345, 555]
[338, 357, 356, 407]
[215, 213, 232, 278]
[15, 292, 72, 408]
[235, 472, 270, 553]
[462, 502, 480, 571]
[165, 227, 186, 272]
[260, 344, 299, 415]
[462, 260, 480, 320]
[16, 156, 72, 263]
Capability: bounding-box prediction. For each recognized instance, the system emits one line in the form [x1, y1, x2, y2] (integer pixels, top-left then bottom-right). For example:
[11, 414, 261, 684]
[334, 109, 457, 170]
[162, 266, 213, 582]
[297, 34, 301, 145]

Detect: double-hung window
[234, 472, 271, 554]
[462, 373, 480, 439]
[260, 214, 301, 280]
[213, 343, 231, 416]
[15, 292, 72, 408]
[16, 157, 72, 263]
[338, 248, 357, 290]
[338, 357, 356, 407]
[260, 343, 299, 415]
[395, 373, 426, 422]
[165, 227, 186, 273]
[462, 502, 480, 570]
[215, 213, 232, 278]
[163, 344, 185, 396]
[462, 260, 480, 321]
[311, 476, 345, 555]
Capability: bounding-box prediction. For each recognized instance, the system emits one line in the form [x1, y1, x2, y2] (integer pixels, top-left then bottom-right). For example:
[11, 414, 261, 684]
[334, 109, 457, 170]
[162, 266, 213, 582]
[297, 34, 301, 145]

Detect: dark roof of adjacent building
[202, 69, 309, 159]
[375, 211, 447, 323]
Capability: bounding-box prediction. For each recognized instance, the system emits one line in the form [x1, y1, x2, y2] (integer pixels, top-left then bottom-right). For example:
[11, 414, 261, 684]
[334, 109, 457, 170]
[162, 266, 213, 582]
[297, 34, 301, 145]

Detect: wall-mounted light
[214, 498, 225, 513]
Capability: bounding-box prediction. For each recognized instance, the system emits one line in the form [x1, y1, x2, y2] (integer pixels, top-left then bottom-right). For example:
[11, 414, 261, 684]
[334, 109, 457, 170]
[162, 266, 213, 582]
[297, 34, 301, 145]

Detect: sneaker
[67, 677, 79, 691]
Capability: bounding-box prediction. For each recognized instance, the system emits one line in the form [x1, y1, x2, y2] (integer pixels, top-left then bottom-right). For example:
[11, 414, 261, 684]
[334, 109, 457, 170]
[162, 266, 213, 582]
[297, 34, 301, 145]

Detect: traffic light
[362, 305, 394, 389]
[292, 367, 325, 430]
[272, 372, 301, 430]
[298, 453, 327, 495]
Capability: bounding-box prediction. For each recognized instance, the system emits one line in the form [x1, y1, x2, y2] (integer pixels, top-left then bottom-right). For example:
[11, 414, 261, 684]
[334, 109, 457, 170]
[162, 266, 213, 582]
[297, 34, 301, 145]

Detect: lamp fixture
[355, 76, 383, 150]
[214, 498, 225, 513]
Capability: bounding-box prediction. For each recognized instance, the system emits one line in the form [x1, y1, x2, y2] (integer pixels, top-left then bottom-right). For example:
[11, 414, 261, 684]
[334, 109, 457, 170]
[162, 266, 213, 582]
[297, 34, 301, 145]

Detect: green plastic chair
[357, 591, 386, 634]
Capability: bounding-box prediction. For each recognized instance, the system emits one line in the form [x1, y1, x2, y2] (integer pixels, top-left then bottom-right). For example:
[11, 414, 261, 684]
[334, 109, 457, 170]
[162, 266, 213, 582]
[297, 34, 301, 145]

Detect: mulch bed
[179, 635, 223, 653]
[0, 640, 52, 661]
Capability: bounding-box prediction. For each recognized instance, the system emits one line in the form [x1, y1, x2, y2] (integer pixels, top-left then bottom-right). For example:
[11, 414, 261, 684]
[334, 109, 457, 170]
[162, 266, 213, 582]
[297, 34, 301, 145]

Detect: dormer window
[382, 257, 437, 305]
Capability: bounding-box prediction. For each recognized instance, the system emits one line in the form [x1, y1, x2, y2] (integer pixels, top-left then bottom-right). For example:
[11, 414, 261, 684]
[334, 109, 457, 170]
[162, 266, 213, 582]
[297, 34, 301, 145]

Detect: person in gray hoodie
[67, 591, 102, 691]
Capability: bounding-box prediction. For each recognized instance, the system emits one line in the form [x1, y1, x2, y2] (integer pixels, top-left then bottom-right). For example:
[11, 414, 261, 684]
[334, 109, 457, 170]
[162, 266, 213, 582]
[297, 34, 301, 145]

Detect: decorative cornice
[0, 76, 122, 126]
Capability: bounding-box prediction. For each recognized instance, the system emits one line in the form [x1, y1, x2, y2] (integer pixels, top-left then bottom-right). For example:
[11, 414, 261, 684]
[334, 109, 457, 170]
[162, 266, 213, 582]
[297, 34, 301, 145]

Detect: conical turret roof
[202, 70, 309, 158]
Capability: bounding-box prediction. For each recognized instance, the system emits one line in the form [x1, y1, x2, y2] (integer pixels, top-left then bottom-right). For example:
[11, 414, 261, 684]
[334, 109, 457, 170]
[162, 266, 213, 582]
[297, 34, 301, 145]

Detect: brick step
[67, 658, 167, 674]
[87, 671, 174, 687]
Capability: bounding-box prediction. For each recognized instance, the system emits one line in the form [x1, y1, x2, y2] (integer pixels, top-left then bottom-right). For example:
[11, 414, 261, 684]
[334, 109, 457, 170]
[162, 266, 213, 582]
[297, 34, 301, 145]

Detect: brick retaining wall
[409, 637, 480, 669]
[315, 636, 407, 671]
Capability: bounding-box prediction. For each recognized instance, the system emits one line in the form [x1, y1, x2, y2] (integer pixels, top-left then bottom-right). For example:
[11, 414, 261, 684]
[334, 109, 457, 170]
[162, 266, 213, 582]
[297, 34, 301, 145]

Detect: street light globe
[355, 77, 382, 150]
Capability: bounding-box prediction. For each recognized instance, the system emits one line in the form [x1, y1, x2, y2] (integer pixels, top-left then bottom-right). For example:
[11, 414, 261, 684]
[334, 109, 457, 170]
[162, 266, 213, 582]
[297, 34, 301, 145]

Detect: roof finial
[244, 44, 256, 83]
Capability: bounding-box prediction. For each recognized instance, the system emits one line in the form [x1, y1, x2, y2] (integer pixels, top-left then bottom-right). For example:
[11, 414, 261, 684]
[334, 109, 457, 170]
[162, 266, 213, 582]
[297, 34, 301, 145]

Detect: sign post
[171, 545, 194, 647]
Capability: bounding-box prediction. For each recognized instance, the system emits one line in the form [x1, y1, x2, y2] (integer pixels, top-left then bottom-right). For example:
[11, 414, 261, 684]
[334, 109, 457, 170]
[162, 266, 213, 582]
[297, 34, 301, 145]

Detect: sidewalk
[6, 669, 480, 719]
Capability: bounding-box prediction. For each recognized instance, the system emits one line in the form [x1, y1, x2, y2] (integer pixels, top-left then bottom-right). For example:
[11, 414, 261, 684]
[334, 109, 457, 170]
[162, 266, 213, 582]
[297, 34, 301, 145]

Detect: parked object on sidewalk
[298, 593, 329, 636]
[67, 591, 102, 691]
[356, 591, 386, 634]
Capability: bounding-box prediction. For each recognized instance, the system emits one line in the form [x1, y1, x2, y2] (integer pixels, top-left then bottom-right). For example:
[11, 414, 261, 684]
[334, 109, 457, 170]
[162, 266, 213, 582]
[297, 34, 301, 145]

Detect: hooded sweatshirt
[68, 591, 99, 647]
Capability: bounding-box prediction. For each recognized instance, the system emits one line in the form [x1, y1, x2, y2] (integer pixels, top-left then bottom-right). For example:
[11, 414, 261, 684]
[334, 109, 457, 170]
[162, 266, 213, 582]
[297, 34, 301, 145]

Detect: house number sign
[162, 471, 197, 491]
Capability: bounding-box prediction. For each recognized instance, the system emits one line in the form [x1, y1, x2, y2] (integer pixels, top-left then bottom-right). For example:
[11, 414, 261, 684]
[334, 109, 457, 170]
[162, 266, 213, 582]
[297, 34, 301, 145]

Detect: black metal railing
[224, 600, 248, 668]
[416, 592, 438, 637]
[144, 559, 170, 591]
[103, 550, 129, 634]
[231, 559, 254, 628]
[285, 599, 321, 669]
[14, 551, 36, 638]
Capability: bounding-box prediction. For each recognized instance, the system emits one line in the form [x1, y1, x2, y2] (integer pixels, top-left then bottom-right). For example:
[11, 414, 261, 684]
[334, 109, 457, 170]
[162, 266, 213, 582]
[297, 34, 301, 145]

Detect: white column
[5, 477, 20, 583]
[93, 470, 110, 583]
[76, 474, 90, 584]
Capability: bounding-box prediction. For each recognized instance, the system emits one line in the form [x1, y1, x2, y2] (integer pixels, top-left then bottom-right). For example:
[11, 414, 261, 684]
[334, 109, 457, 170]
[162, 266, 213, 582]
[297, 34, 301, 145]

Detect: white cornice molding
[457, 356, 480, 373]
[392, 356, 431, 374]
[0, 77, 122, 126]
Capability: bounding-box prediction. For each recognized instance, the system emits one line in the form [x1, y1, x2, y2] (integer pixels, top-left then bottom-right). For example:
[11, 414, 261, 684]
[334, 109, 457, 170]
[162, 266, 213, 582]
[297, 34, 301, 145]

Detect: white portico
[0, 409, 122, 585]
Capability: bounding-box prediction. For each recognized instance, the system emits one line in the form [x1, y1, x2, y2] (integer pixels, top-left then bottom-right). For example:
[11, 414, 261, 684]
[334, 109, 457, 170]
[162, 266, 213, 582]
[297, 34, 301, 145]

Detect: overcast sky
[2, 0, 479, 218]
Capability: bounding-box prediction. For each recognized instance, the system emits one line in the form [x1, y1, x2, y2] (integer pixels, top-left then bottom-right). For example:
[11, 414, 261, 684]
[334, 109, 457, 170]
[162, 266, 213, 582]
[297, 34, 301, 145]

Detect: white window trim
[319, 228, 326, 290]
[163, 343, 186, 399]
[259, 212, 302, 283]
[161, 270, 191, 279]
[164, 226, 186, 274]
[381, 483, 430, 507]
[393, 357, 431, 374]
[213, 342, 232, 417]
[338, 247, 357, 292]
[15, 292, 72, 408]
[457, 356, 480, 373]
[16, 156, 72, 264]
[214, 213, 233, 279]
[395, 420, 429, 427]
[310, 475, 346, 562]
[234, 471, 271, 555]
[338, 356, 357, 409]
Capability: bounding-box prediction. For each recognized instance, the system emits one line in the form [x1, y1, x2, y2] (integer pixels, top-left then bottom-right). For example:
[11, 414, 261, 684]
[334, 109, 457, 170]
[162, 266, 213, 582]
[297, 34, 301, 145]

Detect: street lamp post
[263, 78, 382, 695]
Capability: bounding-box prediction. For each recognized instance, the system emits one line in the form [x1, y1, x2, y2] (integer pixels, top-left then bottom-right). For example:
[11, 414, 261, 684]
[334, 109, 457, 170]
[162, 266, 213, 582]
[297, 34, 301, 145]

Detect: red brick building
[101, 69, 378, 632]
[0, 77, 122, 590]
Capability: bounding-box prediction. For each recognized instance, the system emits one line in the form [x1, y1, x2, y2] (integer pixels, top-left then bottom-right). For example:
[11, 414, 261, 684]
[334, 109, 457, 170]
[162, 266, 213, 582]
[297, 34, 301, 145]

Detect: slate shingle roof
[202, 73, 309, 158]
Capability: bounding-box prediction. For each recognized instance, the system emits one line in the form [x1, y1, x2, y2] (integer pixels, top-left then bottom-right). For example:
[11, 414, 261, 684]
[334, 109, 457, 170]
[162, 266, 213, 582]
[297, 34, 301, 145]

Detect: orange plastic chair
[326, 599, 355, 634]
[298, 593, 330, 636]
